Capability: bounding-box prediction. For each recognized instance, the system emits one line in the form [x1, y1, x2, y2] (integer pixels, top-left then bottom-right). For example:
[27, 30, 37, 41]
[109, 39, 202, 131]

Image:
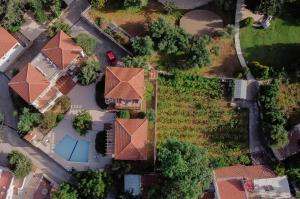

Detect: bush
[27, 0, 48, 23]
[48, 20, 71, 37]
[241, 17, 254, 27]
[17, 108, 41, 136]
[52, 183, 78, 199]
[163, 1, 177, 14]
[56, 114, 64, 123]
[210, 46, 220, 56]
[216, 24, 236, 38]
[75, 33, 97, 55]
[236, 67, 250, 78]
[7, 150, 32, 178]
[118, 110, 130, 119]
[131, 36, 154, 56]
[146, 108, 155, 122]
[249, 61, 270, 79]
[122, 56, 148, 69]
[137, 112, 146, 119]
[57, 96, 71, 113]
[123, 0, 148, 9]
[95, 130, 107, 155]
[73, 111, 92, 135]
[78, 60, 100, 85]
[0, 0, 24, 32]
[96, 16, 107, 28]
[91, 0, 106, 9]
[40, 111, 57, 129]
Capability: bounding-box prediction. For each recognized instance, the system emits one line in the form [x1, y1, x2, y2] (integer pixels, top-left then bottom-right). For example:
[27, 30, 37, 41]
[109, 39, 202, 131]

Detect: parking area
[37, 83, 115, 171]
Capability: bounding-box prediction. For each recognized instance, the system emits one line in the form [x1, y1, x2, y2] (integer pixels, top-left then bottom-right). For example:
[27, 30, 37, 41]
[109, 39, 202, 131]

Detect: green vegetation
[73, 170, 111, 199]
[157, 73, 250, 167]
[17, 108, 41, 136]
[40, 111, 57, 130]
[48, 20, 71, 37]
[91, 0, 106, 9]
[131, 36, 154, 56]
[7, 150, 32, 178]
[240, 15, 300, 76]
[118, 110, 130, 119]
[241, 17, 254, 27]
[52, 183, 78, 199]
[72, 111, 92, 135]
[123, 0, 148, 9]
[78, 60, 100, 85]
[0, 0, 64, 32]
[248, 61, 270, 79]
[95, 130, 107, 155]
[55, 96, 71, 113]
[259, 79, 289, 148]
[122, 56, 148, 69]
[75, 33, 97, 55]
[146, 108, 155, 123]
[151, 139, 211, 199]
[0, 112, 4, 129]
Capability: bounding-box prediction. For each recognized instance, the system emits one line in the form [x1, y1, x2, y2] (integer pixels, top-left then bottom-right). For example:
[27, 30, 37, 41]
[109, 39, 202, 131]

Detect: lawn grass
[277, 82, 300, 127]
[157, 73, 250, 167]
[240, 16, 300, 69]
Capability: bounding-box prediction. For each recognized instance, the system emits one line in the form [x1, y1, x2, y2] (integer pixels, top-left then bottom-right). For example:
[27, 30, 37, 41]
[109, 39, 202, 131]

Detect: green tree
[72, 111, 92, 135]
[57, 96, 71, 113]
[185, 36, 211, 68]
[131, 36, 154, 56]
[156, 139, 212, 199]
[17, 108, 41, 136]
[257, 0, 284, 15]
[269, 124, 289, 148]
[78, 60, 100, 85]
[40, 111, 57, 129]
[74, 170, 111, 199]
[0, 0, 25, 32]
[122, 56, 148, 69]
[75, 33, 97, 55]
[52, 183, 78, 199]
[48, 20, 71, 37]
[7, 150, 32, 178]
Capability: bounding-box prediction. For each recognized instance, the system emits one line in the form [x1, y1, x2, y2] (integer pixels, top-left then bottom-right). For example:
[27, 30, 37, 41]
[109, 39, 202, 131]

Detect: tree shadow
[242, 43, 300, 75]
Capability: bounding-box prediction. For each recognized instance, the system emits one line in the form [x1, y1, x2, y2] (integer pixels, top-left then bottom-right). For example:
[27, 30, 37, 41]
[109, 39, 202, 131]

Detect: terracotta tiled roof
[215, 165, 275, 179]
[105, 67, 144, 100]
[214, 165, 276, 199]
[0, 27, 18, 58]
[41, 31, 82, 70]
[0, 168, 14, 199]
[114, 118, 148, 160]
[9, 63, 50, 103]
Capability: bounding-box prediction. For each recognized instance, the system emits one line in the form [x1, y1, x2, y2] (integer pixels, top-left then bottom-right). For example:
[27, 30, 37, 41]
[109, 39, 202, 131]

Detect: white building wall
[0, 43, 24, 72]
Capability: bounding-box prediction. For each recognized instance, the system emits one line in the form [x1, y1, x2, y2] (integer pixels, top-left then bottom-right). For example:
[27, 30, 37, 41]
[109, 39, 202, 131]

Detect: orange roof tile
[0, 27, 18, 58]
[41, 31, 82, 70]
[214, 165, 276, 199]
[105, 67, 144, 100]
[0, 169, 14, 199]
[114, 118, 148, 160]
[9, 63, 50, 103]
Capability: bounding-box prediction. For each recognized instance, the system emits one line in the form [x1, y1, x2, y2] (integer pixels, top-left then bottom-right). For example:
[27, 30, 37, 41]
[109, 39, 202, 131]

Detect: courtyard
[36, 82, 116, 171]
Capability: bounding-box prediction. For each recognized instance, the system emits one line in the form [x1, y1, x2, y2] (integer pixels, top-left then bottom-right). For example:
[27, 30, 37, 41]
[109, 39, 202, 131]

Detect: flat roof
[31, 53, 60, 81]
[234, 79, 247, 100]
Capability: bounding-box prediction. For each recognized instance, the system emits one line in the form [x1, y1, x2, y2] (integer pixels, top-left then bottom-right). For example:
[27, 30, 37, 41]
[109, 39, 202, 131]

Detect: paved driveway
[0, 73, 17, 128]
[37, 83, 115, 171]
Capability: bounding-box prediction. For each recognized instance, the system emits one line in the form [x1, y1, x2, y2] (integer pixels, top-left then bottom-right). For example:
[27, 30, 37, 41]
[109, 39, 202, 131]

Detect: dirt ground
[180, 10, 223, 36]
[194, 38, 242, 78]
[89, 0, 176, 36]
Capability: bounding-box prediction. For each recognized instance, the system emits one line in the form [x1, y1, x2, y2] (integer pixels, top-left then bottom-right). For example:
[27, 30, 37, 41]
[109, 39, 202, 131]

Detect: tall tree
[154, 139, 212, 199]
[7, 150, 32, 178]
[52, 183, 78, 199]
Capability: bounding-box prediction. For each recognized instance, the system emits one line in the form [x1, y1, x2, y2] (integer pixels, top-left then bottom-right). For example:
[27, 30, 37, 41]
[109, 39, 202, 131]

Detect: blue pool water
[54, 135, 90, 162]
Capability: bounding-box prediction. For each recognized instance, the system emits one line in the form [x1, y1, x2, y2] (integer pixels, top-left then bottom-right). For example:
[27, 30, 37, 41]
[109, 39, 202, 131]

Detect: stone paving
[36, 83, 116, 171]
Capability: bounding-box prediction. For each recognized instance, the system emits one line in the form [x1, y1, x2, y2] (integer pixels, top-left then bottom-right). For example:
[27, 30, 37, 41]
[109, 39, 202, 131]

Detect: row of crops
[157, 73, 251, 167]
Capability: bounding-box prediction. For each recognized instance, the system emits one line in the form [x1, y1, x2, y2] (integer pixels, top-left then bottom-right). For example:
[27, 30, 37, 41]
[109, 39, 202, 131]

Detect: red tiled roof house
[105, 67, 145, 110]
[0, 166, 15, 199]
[0, 27, 23, 72]
[106, 118, 148, 160]
[213, 165, 292, 199]
[9, 31, 84, 113]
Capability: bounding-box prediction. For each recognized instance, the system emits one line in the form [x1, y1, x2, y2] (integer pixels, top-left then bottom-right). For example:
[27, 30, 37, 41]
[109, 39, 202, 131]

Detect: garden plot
[157, 73, 250, 166]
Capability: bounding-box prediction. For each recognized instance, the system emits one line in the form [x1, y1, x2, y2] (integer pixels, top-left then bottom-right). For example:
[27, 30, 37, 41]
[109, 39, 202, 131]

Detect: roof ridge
[105, 68, 121, 97]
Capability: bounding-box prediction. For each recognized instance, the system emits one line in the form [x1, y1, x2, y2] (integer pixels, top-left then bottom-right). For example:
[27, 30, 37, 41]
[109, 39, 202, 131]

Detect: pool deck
[36, 83, 116, 171]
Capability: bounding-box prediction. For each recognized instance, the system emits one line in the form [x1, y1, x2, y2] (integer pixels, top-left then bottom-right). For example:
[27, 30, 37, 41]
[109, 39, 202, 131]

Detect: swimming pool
[54, 135, 90, 162]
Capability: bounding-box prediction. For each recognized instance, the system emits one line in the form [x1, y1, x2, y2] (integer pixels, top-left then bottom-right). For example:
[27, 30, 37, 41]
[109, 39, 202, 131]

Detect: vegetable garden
[157, 73, 250, 167]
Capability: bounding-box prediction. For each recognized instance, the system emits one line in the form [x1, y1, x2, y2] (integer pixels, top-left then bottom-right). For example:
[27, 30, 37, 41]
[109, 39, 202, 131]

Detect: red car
[106, 50, 117, 65]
